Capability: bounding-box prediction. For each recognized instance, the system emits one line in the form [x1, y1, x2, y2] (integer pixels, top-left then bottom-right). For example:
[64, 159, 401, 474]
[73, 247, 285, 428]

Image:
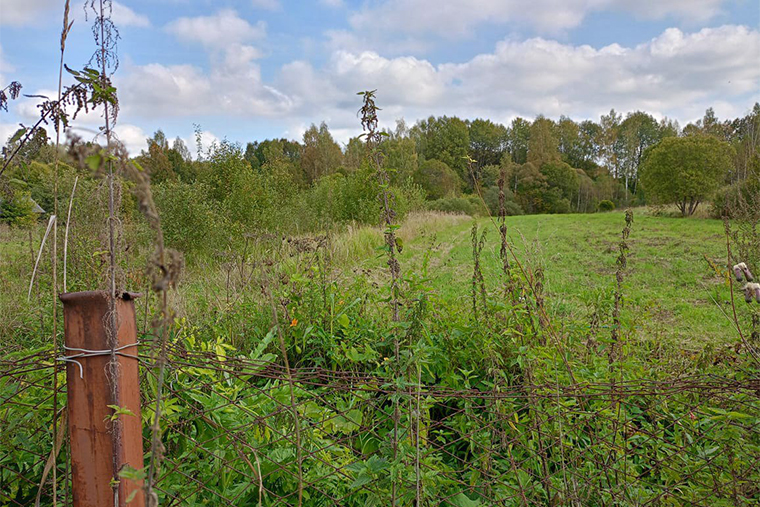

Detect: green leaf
[85, 153, 102, 171]
[64, 64, 80, 76]
[107, 404, 136, 421]
[9, 127, 26, 144]
[346, 346, 360, 362]
[350, 472, 372, 489]
[119, 465, 146, 482]
[125, 490, 138, 504]
[448, 493, 481, 507]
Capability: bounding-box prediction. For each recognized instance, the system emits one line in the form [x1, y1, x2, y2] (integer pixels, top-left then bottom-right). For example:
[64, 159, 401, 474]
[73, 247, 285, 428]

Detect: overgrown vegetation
[1, 5, 759, 506]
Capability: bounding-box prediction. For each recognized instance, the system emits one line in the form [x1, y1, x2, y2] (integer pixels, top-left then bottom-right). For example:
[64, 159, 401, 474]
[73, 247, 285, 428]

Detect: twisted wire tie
[57, 342, 140, 379]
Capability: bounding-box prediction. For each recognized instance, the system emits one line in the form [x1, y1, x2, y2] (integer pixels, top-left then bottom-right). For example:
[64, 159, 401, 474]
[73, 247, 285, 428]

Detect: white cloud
[276, 24, 760, 137]
[0, 44, 14, 86]
[113, 123, 148, 154]
[345, 0, 730, 44]
[118, 58, 292, 118]
[613, 0, 726, 23]
[93, 23, 758, 148]
[0, 0, 149, 28]
[251, 0, 280, 10]
[166, 9, 267, 49]
[320, 0, 344, 7]
[0, 0, 57, 26]
[112, 2, 150, 28]
[0, 123, 22, 145]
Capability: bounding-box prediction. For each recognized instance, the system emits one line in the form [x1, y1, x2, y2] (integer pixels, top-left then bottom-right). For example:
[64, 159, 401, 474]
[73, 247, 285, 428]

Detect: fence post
[60, 291, 144, 507]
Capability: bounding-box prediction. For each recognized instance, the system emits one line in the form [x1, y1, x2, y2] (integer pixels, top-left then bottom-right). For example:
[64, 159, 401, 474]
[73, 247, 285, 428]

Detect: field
[3, 208, 760, 506]
[0, 208, 750, 355]
[88, 208, 744, 351]
[393, 210, 735, 347]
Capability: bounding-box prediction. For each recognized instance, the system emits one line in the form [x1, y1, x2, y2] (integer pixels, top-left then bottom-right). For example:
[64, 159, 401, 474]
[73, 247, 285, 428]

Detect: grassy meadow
[0, 208, 746, 351]
[392, 210, 737, 348]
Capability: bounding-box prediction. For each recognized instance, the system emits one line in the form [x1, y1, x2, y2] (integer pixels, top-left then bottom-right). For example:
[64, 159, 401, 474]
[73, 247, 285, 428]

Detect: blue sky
[1, 0, 759, 155]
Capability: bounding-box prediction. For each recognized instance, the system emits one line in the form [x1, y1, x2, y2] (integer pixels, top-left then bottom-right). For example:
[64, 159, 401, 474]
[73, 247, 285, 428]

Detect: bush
[427, 195, 487, 216]
[153, 181, 230, 256]
[502, 200, 524, 216]
[0, 190, 37, 228]
[597, 200, 615, 212]
[542, 187, 572, 214]
[710, 178, 760, 219]
[482, 186, 523, 216]
[286, 172, 425, 232]
[414, 159, 462, 200]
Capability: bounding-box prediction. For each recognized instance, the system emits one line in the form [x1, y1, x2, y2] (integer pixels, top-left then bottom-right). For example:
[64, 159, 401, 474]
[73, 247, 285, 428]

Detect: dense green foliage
[0, 190, 37, 228]
[597, 199, 615, 212]
[641, 136, 734, 216]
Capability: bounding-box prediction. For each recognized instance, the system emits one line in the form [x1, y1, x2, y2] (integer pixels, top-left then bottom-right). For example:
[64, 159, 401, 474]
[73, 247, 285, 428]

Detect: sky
[0, 0, 759, 156]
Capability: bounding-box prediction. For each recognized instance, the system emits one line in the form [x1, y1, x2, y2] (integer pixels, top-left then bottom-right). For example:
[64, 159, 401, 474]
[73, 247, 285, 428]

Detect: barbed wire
[2, 345, 759, 507]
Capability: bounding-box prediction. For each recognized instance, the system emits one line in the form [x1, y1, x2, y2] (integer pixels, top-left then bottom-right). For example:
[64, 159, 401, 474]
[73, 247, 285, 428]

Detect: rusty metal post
[60, 291, 144, 507]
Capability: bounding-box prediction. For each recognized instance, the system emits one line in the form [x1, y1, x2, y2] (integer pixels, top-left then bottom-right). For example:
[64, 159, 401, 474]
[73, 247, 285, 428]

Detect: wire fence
[2, 345, 760, 506]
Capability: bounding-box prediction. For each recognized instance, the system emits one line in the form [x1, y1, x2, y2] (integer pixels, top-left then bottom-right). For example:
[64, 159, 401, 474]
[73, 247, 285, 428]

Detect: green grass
[1, 210, 750, 350]
[367, 209, 745, 348]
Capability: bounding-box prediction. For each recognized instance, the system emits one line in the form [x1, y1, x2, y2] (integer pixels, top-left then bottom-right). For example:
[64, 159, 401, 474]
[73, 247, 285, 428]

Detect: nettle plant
[1, 66, 117, 178]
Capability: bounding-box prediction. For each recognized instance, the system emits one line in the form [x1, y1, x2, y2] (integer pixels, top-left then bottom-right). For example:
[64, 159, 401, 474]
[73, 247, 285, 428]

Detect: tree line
[1, 103, 758, 255]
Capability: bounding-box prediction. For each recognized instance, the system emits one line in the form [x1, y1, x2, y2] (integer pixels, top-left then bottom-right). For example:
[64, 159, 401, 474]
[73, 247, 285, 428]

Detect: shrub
[281, 171, 425, 232]
[598, 200, 615, 212]
[502, 200, 524, 216]
[153, 181, 230, 256]
[541, 187, 572, 214]
[0, 190, 37, 228]
[482, 186, 523, 216]
[427, 195, 487, 216]
[414, 159, 462, 200]
[710, 178, 760, 219]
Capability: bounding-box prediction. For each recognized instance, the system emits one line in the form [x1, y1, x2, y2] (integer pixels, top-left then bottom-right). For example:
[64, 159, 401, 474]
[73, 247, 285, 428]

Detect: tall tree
[301, 122, 343, 184]
[599, 109, 622, 178]
[618, 111, 661, 195]
[506, 117, 531, 164]
[172, 137, 191, 162]
[168, 137, 193, 182]
[411, 116, 470, 185]
[381, 136, 418, 184]
[469, 118, 507, 171]
[527, 116, 560, 167]
[727, 103, 760, 183]
[244, 141, 261, 170]
[140, 130, 175, 183]
[578, 120, 602, 169]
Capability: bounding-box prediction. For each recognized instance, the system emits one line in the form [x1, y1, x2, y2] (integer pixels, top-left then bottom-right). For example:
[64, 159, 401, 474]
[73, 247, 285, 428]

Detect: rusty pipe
[60, 291, 144, 507]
